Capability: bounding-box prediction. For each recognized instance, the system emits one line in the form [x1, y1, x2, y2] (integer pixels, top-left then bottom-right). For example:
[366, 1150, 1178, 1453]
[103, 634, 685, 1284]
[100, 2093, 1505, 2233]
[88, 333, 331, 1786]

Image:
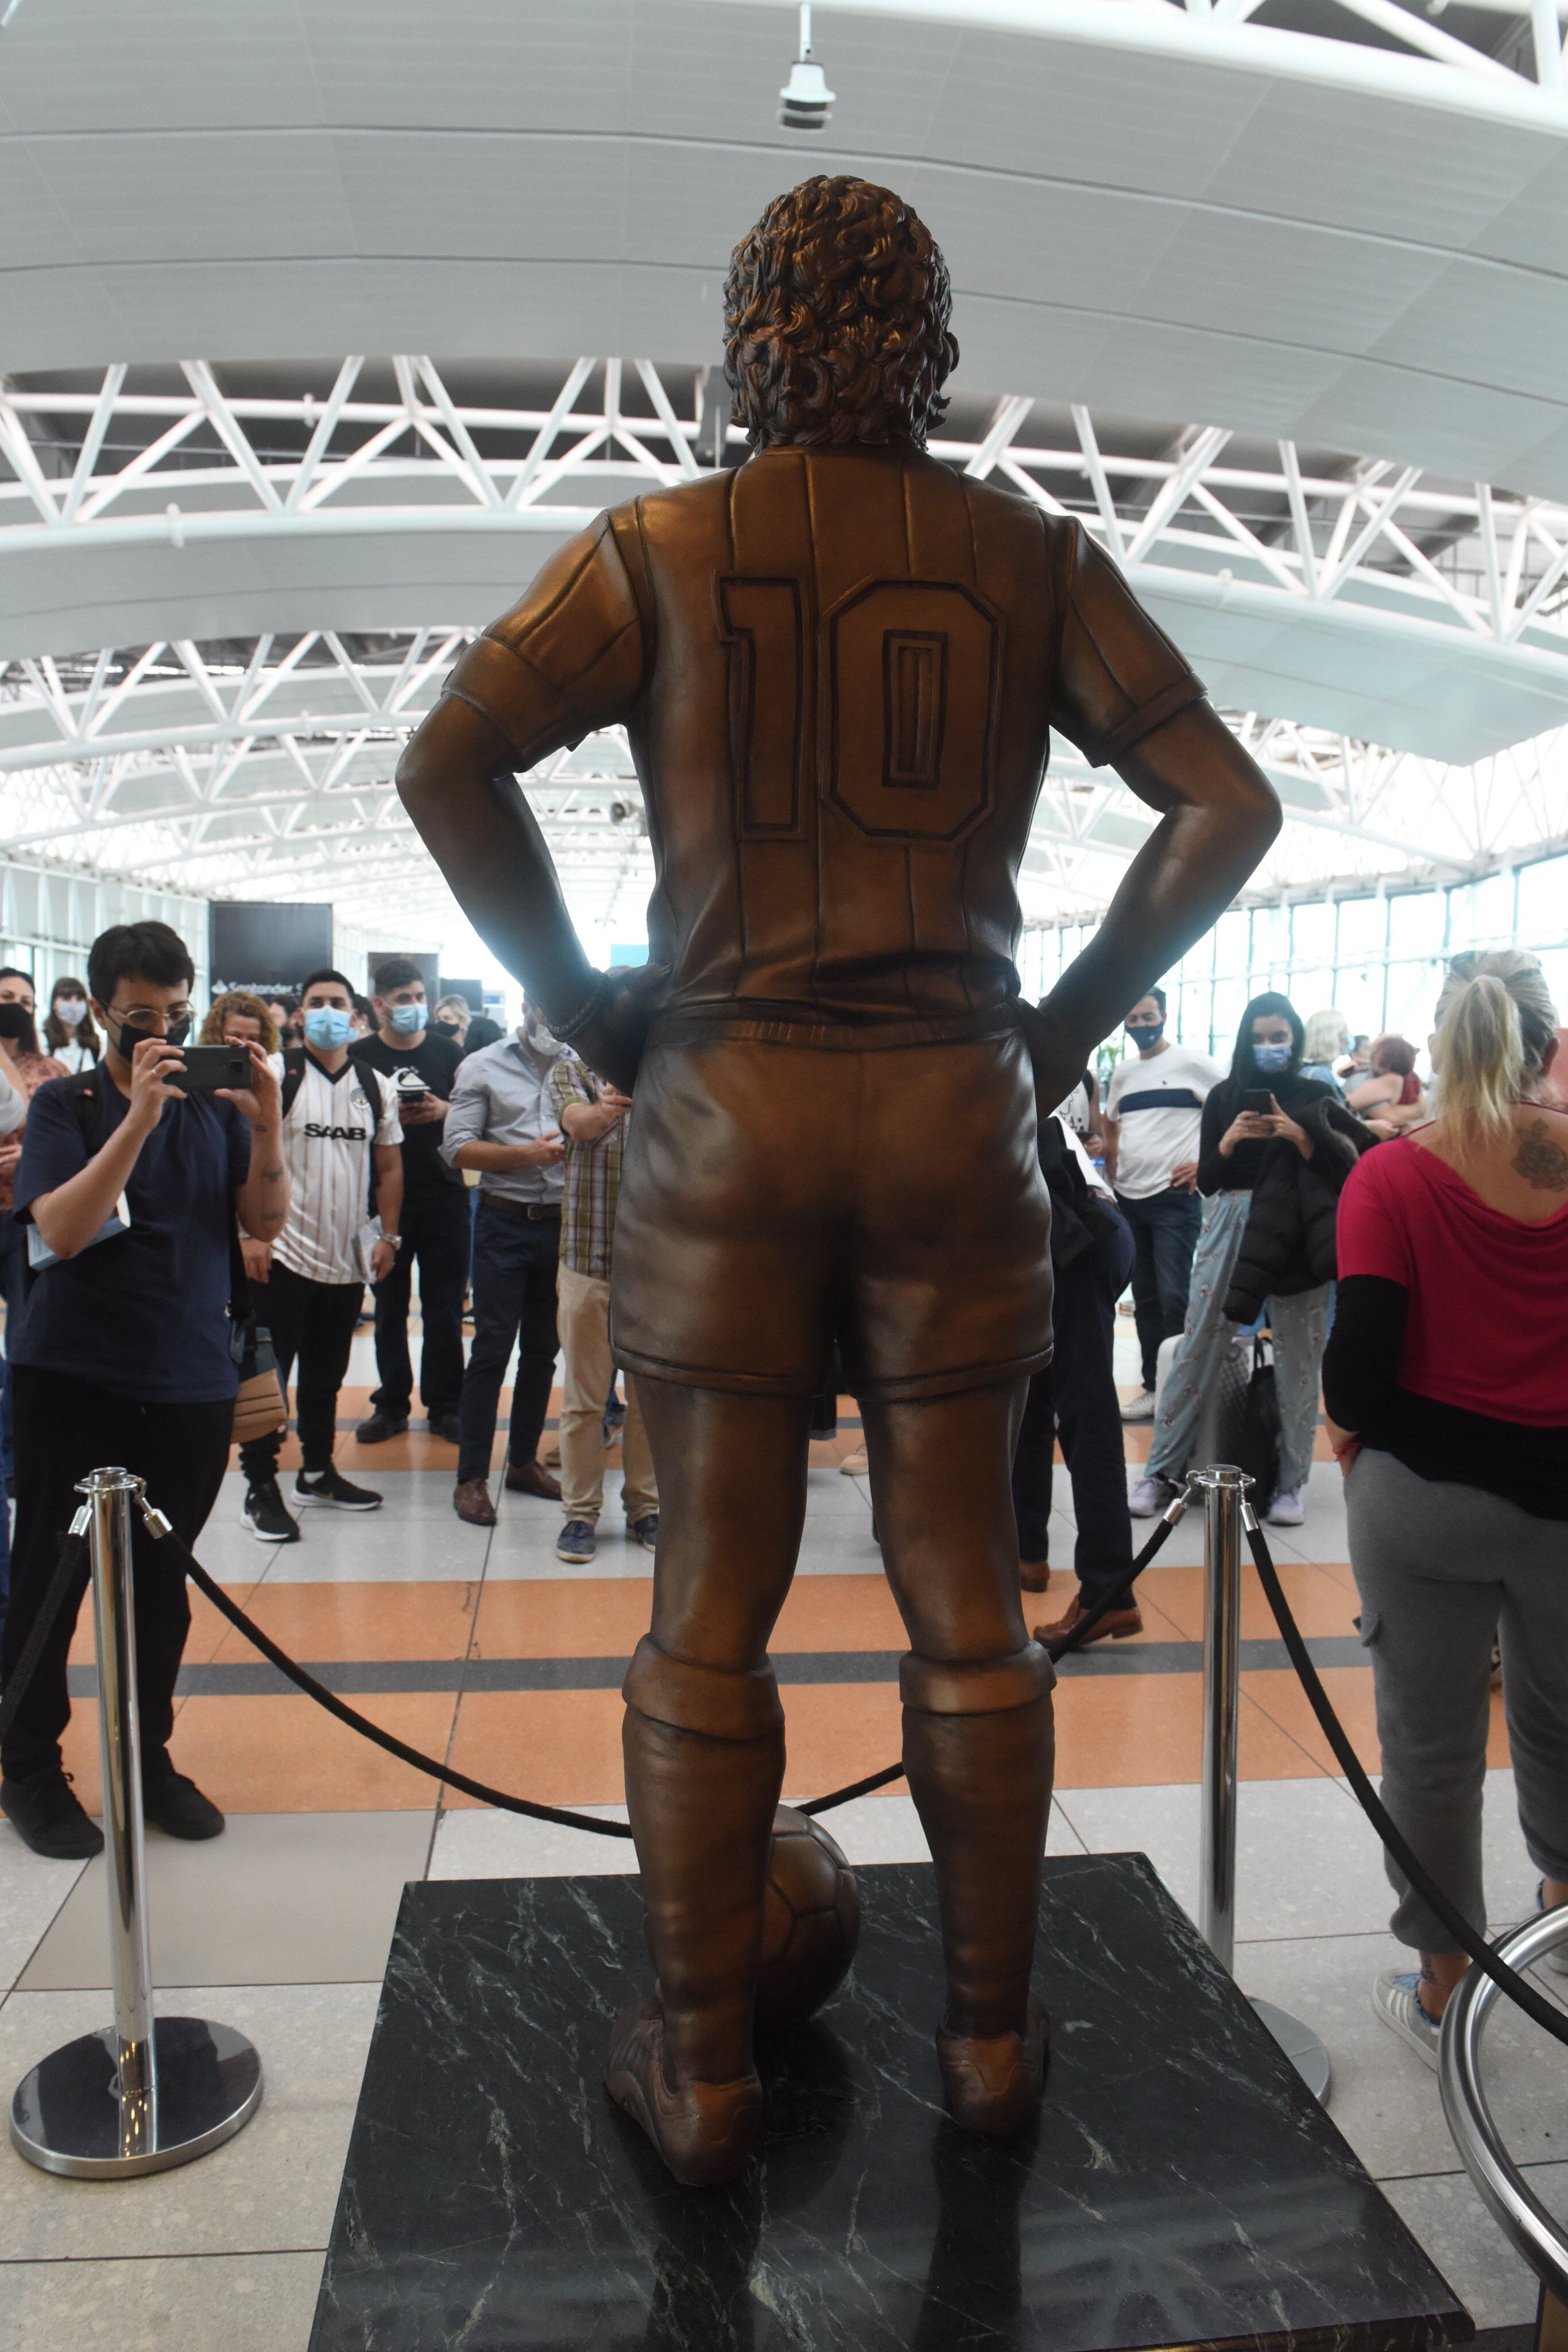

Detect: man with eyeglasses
[0, 920, 289, 1860]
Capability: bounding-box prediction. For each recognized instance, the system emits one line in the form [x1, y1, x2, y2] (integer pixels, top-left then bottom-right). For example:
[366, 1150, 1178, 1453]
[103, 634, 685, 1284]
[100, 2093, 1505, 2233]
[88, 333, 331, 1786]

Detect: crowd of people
[0, 915, 1560, 2083]
[0, 924, 652, 1862]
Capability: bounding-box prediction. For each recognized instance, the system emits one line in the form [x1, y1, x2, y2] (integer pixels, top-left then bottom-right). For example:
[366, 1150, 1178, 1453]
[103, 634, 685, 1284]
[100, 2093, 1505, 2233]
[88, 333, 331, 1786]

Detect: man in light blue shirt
[440, 1004, 567, 1526]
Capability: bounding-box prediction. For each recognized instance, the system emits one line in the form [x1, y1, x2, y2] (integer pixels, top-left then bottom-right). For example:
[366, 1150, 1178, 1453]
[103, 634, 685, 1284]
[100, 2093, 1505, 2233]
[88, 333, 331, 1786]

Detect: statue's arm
[1025, 701, 1280, 1104]
[396, 694, 598, 1025]
[396, 517, 659, 1087]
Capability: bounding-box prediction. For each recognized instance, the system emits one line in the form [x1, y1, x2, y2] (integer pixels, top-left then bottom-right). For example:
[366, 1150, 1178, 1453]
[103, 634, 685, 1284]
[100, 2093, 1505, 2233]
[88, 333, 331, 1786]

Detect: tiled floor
[1, 1322, 1561, 2349]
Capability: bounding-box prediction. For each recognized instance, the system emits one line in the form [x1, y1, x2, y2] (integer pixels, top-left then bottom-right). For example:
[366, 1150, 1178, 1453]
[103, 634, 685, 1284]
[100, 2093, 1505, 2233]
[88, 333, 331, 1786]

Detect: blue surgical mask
[304, 1005, 353, 1051]
[1253, 1040, 1293, 1074]
[389, 1003, 425, 1035]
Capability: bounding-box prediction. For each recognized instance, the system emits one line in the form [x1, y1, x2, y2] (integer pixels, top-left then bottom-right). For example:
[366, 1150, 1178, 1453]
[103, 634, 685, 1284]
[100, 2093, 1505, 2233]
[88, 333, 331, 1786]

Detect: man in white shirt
[238, 967, 404, 1541]
[1103, 987, 1222, 1421]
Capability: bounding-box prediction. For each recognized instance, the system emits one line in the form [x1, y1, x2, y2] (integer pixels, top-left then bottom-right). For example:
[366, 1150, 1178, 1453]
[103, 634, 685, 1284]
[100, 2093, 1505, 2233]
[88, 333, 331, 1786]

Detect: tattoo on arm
[1512, 1119, 1568, 1192]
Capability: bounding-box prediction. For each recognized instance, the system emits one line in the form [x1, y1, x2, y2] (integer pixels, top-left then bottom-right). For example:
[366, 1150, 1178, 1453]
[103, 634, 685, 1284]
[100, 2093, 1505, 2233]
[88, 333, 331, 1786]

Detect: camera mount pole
[10, 1467, 262, 2178]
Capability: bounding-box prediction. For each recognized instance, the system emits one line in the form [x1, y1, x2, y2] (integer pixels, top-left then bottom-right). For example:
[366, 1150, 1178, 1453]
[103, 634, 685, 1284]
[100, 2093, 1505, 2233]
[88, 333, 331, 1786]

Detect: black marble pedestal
[311, 1855, 1470, 2352]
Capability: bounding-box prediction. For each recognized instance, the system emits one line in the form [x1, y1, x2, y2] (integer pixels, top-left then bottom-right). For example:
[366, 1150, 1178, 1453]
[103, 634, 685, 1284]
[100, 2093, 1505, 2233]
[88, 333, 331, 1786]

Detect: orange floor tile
[207, 1580, 480, 1665]
[164, 1693, 456, 1814]
[444, 1688, 628, 1809]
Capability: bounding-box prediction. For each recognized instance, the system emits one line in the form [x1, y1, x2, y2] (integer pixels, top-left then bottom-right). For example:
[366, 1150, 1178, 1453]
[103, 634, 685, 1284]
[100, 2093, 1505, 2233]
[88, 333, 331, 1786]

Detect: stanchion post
[9, 1467, 263, 2179]
[84, 1468, 157, 2158]
[1194, 1464, 1247, 1973]
[1187, 1463, 1333, 2103]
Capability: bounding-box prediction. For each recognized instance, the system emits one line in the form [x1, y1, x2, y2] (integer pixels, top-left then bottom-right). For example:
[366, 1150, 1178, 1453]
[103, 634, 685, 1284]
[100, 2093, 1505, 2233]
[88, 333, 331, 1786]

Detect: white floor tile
[0, 1839, 86, 2000]
[0, 1982, 378, 2261]
[428, 1802, 636, 1880]
[0, 2249, 324, 2352]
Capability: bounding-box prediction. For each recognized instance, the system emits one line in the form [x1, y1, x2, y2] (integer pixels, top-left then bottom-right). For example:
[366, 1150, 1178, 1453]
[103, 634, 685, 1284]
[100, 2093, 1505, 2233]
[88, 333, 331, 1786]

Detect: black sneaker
[627, 1512, 660, 1552]
[355, 1410, 409, 1444]
[556, 1518, 597, 1564]
[144, 1770, 225, 1841]
[427, 1411, 463, 1445]
[0, 1768, 104, 1860]
[295, 1467, 383, 1512]
[242, 1478, 301, 1544]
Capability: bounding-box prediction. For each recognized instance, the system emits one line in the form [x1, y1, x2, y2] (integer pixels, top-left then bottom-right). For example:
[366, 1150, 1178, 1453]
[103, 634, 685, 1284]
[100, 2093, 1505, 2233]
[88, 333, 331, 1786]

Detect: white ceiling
[2, 0, 1568, 495]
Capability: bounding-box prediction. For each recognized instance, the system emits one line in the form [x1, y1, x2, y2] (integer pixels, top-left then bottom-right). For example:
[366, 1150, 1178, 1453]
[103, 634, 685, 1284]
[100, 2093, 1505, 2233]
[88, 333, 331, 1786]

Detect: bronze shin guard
[900, 1643, 1056, 2042]
[621, 1635, 787, 2090]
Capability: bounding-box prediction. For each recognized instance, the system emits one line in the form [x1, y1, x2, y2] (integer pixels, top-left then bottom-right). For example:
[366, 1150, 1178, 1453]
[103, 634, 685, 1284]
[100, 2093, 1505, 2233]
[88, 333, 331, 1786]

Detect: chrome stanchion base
[1251, 1997, 1332, 2103]
[9, 2017, 262, 2179]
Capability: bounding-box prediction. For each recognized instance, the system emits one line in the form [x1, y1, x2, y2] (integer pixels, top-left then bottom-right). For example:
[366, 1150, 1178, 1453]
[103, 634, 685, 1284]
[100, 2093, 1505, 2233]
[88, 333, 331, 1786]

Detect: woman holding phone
[1130, 992, 1339, 1526]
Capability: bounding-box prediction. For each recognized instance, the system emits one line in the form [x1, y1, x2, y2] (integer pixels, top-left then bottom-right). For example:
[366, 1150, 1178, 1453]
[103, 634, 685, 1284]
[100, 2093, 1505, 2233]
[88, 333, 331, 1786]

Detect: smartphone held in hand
[167, 1044, 253, 1094]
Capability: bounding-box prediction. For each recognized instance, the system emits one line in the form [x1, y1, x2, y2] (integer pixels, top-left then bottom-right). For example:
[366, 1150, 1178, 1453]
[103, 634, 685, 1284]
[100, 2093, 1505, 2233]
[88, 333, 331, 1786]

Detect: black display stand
[311, 1854, 1470, 2352]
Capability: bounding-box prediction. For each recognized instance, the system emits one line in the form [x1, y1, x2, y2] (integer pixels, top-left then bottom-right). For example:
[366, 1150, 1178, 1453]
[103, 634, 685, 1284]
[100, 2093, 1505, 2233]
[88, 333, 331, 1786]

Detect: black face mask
[433, 1019, 460, 1036]
[0, 1003, 32, 1042]
[112, 1015, 190, 1062]
[1126, 1019, 1164, 1050]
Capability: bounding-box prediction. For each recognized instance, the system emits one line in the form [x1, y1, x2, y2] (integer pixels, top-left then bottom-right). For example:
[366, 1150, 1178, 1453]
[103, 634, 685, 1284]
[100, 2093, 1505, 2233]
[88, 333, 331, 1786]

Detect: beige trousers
[556, 1261, 657, 1524]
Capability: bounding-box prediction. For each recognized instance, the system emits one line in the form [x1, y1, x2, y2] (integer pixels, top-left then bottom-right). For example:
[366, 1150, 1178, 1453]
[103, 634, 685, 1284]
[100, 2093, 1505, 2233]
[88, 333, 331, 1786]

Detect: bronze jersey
[443, 443, 1203, 1024]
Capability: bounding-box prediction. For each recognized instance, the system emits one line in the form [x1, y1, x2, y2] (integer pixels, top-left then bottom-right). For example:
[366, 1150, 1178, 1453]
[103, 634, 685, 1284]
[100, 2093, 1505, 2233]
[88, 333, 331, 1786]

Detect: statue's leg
[605, 1377, 811, 2186]
[862, 1377, 1056, 2134]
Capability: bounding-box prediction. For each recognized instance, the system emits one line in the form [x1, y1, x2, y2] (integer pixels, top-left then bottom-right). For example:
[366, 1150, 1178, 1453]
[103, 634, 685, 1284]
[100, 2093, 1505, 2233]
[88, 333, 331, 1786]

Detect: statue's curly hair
[723, 177, 958, 450]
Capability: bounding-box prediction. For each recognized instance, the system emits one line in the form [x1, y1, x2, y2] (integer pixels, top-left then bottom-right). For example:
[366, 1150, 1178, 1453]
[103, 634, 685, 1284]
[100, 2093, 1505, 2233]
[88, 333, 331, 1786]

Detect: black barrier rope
[110, 1493, 1190, 1835]
[1246, 1508, 1568, 2055]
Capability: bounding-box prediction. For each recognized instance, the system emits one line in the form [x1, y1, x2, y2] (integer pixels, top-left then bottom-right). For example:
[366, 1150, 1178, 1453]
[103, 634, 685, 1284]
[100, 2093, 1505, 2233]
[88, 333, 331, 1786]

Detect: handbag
[226, 1220, 286, 1446]
[1234, 1335, 1283, 1518]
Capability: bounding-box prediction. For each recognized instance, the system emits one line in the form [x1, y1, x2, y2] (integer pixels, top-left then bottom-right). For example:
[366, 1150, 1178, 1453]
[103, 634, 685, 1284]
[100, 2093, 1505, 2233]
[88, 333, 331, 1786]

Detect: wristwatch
[381, 1233, 404, 1251]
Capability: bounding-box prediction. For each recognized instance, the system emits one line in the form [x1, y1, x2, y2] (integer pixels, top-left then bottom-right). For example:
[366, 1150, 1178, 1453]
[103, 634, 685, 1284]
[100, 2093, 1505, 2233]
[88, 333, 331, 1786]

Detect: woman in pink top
[1323, 949, 1568, 2069]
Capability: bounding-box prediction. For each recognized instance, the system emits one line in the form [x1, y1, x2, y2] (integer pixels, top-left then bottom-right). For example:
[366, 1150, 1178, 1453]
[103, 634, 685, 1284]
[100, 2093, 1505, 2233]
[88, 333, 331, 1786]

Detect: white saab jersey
[274, 1054, 402, 1286]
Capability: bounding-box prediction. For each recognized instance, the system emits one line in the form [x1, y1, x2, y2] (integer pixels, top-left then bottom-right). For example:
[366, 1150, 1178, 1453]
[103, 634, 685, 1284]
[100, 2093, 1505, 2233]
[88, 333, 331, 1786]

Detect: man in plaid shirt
[548, 1053, 659, 1563]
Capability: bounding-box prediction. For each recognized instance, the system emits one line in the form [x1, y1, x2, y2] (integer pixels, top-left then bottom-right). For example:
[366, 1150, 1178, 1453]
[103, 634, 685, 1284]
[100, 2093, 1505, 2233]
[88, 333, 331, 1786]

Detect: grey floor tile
[0, 1839, 86, 1999]
[0, 2249, 325, 2352]
[1054, 1775, 1410, 1939]
[428, 1801, 637, 1881]
[17, 1813, 435, 1991]
[0, 1982, 378, 2260]
[1383, 2164, 1568, 2330]
[1238, 1927, 1568, 2178]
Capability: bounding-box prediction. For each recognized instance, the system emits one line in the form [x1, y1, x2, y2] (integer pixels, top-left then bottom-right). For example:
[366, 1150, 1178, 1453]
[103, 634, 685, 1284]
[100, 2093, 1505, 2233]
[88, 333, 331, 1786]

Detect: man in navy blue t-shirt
[0, 920, 288, 1860]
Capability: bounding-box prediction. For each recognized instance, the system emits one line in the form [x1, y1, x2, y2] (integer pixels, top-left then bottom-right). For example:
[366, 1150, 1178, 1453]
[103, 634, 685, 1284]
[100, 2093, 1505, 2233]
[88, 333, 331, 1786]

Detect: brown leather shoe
[604, 1994, 762, 2187]
[1033, 1594, 1142, 1646]
[1020, 1559, 1050, 1593]
[505, 1458, 562, 1501]
[453, 1477, 497, 1527]
[937, 1996, 1050, 2135]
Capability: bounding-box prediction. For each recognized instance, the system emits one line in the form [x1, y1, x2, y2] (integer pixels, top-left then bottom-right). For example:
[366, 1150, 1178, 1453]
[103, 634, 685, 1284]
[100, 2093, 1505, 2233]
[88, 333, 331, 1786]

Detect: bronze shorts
[610, 1020, 1053, 1403]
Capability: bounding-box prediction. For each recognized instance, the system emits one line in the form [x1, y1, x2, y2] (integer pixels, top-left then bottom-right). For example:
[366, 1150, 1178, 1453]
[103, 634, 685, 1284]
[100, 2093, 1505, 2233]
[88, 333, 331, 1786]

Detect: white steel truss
[2, 634, 1565, 934]
[3, 362, 1568, 672]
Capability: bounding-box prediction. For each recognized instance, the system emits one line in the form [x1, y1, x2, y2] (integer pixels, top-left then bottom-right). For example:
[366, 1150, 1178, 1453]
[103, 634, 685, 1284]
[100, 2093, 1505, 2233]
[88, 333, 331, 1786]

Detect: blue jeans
[1115, 1185, 1202, 1393]
[456, 1205, 561, 1484]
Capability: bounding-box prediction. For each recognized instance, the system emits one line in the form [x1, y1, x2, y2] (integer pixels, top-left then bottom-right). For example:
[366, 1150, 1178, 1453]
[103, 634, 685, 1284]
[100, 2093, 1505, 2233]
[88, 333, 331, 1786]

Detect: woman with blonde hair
[1323, 949, 1568, 2067]
[201, 990, 281, 1065]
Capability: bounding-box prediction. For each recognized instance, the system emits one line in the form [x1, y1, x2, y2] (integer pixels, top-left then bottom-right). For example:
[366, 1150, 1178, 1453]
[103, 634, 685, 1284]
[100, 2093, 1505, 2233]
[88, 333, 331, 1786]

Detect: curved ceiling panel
[3, 0, 1568, 495]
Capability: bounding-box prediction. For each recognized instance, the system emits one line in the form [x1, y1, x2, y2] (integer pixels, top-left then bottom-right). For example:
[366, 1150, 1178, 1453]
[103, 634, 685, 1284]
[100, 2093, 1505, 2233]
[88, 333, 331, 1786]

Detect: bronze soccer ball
[754, 1804, 861, 2036]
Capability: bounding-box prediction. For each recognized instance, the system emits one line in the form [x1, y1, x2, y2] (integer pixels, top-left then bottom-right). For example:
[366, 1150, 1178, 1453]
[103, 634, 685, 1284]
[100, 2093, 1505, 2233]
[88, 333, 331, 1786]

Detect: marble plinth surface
[311, 1854, 1470, 2352]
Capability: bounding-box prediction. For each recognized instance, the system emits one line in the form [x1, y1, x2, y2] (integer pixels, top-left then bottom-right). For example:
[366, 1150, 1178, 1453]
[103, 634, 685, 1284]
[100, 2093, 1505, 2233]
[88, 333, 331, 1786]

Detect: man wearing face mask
[440, 999, 566, 1525]
[1, 921, 288, 1858]
[350, 958, 467, 1447]
[237, 968, 404, 1543]
[1102, 987, 1222, 1423]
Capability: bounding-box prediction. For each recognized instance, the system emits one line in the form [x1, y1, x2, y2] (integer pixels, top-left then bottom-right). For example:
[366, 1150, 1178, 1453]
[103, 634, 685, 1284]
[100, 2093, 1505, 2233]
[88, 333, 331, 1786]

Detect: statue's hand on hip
[570, 962, 671, 1097]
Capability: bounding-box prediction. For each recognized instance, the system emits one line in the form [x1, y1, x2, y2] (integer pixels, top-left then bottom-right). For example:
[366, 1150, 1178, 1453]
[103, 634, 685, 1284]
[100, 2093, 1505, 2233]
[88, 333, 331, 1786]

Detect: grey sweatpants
[1347, 1447, 1568, 1953]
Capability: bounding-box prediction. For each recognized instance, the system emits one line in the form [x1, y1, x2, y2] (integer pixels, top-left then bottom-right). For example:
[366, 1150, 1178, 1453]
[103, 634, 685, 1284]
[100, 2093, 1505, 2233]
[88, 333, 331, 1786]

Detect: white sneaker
[1129, 1473, 1175, 1518]
[839, 1449, 869, 1476]
[1373, 1969, 1441, 2069]
[1536, 1883, 1568, 1977]
[1119, 1390, 1156, 1423]
[1267, 1486, 1304, 1527]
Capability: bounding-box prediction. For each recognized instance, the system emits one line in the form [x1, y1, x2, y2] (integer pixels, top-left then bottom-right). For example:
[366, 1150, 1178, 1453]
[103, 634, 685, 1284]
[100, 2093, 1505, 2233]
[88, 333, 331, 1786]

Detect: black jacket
[1224, 1098, 1380, 1321]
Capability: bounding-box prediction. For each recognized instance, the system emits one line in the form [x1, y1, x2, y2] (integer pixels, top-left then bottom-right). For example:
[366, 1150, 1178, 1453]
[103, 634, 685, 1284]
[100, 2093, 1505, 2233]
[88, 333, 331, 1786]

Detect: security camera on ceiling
[780, 3, 835, 131]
